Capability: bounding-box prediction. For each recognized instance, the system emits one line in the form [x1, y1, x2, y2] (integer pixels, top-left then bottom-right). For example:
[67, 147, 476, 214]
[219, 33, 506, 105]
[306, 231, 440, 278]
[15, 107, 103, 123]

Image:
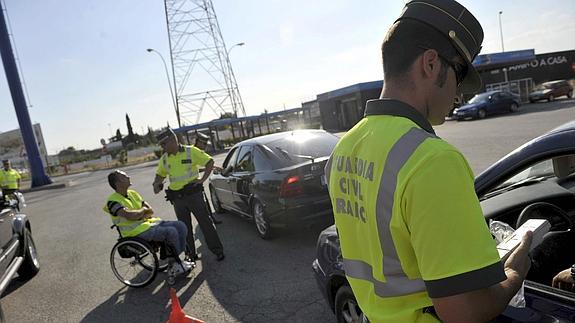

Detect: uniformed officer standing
[153, 128, 225, 262]
[194, 132, 222, 225]
[1, 159, 21, 196]
[326, 1, 532, 322]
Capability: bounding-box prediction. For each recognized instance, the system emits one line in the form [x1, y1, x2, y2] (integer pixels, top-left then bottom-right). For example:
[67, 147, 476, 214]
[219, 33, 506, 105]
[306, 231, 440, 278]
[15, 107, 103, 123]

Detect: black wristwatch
[571, 264, 575, 279]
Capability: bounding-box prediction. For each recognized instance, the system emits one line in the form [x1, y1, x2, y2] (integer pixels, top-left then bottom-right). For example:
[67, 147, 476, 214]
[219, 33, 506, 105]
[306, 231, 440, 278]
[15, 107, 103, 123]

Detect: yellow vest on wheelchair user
[103, 189, 161, 237]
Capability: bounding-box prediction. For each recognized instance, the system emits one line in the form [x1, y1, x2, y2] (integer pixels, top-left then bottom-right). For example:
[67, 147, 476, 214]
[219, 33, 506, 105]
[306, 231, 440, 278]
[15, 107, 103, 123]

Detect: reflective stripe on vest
[162, 147, 199, 183]
[342, 127, 433, 297]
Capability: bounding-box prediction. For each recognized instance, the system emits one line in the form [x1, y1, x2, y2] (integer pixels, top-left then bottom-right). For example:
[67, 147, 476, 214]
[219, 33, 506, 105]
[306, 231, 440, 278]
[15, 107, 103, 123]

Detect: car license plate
[321, 174, 326, 186]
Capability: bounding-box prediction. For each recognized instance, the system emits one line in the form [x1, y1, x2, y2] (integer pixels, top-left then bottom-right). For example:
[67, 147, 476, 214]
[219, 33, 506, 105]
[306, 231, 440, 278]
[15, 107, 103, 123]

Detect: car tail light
[279, 175, 303, 197]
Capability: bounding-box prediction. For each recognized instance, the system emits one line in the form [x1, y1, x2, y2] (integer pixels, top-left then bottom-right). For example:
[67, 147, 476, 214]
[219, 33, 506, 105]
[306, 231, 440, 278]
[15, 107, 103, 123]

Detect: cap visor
[459, 64, 482, 94]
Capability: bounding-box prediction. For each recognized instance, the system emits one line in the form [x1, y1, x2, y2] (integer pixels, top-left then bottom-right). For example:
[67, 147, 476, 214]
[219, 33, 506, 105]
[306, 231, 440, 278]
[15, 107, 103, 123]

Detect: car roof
[542, 80, 565, 85]
[475, 119, 575, 195]
[234, 129, 332, 146]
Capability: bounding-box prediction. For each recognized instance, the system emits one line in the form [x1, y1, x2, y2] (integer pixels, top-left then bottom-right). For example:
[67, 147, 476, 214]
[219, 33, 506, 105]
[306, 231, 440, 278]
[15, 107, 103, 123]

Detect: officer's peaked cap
[396, 0, 484, 93]
[156, 128, 176, 143]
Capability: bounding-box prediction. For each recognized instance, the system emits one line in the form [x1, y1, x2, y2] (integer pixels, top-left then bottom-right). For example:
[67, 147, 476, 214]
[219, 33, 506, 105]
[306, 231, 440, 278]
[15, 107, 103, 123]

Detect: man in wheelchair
[104, 170, 194, 276]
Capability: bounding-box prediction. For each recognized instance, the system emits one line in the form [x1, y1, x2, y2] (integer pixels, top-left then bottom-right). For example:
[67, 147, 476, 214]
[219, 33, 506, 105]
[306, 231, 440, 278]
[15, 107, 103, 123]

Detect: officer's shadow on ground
[185, 212, 335, 322]
[81, 267, 207, 322]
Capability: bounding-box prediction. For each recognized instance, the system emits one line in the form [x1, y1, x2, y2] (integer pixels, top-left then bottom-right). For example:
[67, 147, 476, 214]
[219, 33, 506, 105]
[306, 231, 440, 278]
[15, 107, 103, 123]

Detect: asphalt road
[2, 98, 575, 323]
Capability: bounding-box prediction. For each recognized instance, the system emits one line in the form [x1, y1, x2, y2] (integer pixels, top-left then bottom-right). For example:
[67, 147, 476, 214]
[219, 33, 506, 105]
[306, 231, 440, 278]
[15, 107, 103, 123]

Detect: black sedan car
[209, 129, 339, 239]
[452, 90, 520, 120]
[0, 192, 40, 319]
[313, 120, 575, 322]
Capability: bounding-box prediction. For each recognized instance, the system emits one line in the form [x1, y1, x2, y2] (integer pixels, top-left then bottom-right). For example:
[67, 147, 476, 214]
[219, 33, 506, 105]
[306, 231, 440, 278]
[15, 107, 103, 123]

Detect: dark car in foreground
[529, 80, 573, 103]
[452, 90, 520, 120]
[313, 120, 575, 322]
[209, 129, 338, 239]
[0, 192, 40, 320]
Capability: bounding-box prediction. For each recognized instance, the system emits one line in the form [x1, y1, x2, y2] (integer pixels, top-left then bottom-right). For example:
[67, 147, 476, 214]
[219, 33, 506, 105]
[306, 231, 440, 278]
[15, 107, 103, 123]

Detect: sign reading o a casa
[530, 56, 568, 68]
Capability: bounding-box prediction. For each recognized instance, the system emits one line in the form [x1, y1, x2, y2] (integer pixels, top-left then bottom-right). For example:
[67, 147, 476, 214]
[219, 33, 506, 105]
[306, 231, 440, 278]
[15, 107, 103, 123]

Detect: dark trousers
[172, 190, 223, 256]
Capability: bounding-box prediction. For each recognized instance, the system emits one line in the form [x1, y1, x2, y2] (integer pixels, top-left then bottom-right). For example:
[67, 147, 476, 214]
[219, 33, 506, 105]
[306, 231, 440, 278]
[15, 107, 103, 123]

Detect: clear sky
[0, 0, 574, 154]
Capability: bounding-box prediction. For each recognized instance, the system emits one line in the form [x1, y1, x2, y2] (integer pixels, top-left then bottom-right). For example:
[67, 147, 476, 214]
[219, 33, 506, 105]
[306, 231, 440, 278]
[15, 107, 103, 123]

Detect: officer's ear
[421, 49, 440, 75]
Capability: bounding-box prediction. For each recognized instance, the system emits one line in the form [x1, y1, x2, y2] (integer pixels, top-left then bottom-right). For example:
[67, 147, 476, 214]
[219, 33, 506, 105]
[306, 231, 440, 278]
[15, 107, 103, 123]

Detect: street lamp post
[498, 11, 509, 86]
[226, 42, 245, 137]
[227, 42, 245, 56]
[146, 48, 181, 128]
[498, 11, 505, 52]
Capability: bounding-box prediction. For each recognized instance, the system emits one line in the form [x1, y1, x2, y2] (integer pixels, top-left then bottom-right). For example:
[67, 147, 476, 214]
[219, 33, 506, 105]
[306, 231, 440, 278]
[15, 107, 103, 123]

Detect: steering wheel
[515, 202, 574, 231]
[518, 202, 575, 285]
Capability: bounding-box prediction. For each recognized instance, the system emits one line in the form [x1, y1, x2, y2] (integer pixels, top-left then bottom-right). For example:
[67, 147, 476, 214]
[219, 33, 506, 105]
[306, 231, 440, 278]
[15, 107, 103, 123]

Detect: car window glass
[266, 132, 339, 168]
[222, 147, 239, 169]
[253, 146, 272, 171]
[235, 146, 254, 172]
[492, 159, 555, 191]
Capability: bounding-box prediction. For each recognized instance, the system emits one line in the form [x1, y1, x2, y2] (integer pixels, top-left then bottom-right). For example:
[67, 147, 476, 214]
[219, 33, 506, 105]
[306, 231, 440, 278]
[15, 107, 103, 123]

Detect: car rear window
[263, 132, 339, 168]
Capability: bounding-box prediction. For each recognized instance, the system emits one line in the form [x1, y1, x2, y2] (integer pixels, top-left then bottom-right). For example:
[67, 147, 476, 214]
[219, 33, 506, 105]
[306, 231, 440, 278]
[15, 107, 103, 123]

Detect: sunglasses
[418, 46, 467, 87]
[438, 55, 467, 87]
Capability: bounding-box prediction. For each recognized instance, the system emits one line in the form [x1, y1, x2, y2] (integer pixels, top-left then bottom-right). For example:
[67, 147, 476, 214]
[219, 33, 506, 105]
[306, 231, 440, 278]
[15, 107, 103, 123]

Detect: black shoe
[216, 253, 225, 261]
[213, 219, 223, 225]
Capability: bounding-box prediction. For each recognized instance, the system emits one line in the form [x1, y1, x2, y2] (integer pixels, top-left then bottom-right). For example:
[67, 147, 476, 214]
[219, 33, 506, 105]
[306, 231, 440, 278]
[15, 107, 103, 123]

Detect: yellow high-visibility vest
[156, 145, 212, 190]
[1, 168, 20, 190]
[103, 189, 160, 237]
[326, 99, 505, 323]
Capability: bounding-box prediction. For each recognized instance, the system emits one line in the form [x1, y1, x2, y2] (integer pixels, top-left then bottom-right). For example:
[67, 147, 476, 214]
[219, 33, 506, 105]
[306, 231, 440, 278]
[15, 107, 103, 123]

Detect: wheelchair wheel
[110, 238, 158, 288]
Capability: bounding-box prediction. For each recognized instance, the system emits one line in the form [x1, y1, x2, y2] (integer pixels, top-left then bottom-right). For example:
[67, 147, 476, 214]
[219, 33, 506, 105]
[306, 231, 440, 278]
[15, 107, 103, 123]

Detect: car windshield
[468, 93, 492, 104]
[493, 160, 555, 191]
[265, 132, 338, 167]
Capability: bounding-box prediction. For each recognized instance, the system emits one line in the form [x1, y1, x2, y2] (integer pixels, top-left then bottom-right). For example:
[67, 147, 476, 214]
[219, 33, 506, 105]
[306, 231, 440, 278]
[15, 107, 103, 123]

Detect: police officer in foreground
[1, 159, 21, 197]
[194, 132, 222, 225]
[326, 1, 532, 322]
[153, 128, 225, 262]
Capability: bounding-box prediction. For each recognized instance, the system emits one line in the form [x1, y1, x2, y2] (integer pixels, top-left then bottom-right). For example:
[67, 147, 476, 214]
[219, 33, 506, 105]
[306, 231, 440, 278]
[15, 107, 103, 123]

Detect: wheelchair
[109, 225, 186, 288]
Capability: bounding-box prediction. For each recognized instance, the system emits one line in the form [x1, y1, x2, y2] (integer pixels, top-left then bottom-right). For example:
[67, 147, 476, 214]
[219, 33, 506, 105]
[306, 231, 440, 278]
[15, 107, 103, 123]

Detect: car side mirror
[221, 165, 233, 177]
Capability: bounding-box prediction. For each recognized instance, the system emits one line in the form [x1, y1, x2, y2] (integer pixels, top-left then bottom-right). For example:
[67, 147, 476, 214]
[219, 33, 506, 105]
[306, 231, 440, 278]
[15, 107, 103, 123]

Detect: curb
[21, 182, 68, 193]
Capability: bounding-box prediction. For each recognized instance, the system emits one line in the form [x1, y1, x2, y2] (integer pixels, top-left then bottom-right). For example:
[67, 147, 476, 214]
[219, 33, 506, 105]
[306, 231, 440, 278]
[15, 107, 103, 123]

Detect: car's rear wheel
[17, 228, 40, 280]
[209, 185, 224, 214]
[252, 199, 273, 239]
[477, 109, 486, 119]
[509, 103, 519, 112]
[335, 285, 363, 323]
[548, 94, 554, 102]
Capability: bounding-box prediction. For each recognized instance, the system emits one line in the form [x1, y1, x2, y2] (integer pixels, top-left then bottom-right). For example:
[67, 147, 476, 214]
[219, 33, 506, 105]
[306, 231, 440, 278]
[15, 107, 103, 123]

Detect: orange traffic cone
[167, 288, 205, 323]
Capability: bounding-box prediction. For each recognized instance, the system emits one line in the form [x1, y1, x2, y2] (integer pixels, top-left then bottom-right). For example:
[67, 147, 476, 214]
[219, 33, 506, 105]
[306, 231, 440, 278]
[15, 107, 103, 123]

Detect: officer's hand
[153, 182, 163, 194]
[552, 269, 575, 291]
[504, 231, 533, 281]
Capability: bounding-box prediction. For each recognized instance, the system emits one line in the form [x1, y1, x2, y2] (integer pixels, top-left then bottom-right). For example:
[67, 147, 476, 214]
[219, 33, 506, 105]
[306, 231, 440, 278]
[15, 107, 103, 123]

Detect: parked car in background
[313, 119, 575, 322]
[529, 80, 573, 103]
[0, 192, 40, 318]
[209, 129, 339, 239]
[452, 90, 520, 120]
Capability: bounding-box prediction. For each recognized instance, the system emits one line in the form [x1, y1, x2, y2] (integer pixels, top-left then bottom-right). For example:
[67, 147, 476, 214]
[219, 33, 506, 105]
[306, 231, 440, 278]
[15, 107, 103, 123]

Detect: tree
[126, 113, 134, 143]
[146, 126, 156, 145]
[219, 112, 235, 119]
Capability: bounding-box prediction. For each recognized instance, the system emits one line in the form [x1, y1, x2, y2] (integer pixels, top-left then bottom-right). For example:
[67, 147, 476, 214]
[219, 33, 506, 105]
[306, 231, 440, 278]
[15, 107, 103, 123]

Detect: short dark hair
[107, 171, 119, 190]
[381, 19, 459, 82]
